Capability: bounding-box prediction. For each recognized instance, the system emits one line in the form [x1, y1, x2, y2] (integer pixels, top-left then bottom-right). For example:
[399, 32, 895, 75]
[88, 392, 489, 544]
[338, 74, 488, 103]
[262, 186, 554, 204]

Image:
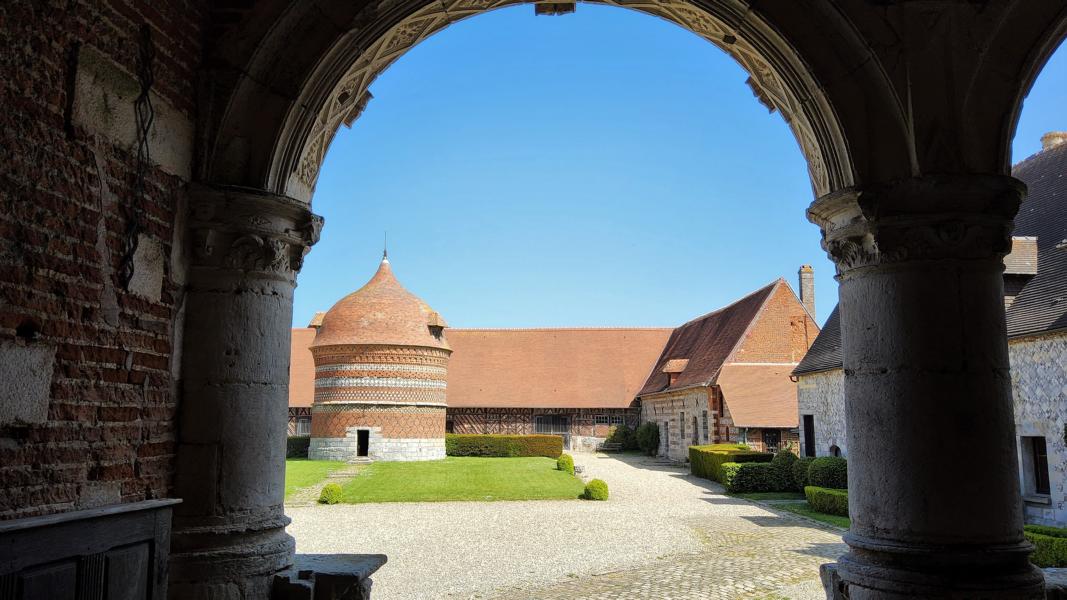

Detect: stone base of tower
[310, 429, 446, 462]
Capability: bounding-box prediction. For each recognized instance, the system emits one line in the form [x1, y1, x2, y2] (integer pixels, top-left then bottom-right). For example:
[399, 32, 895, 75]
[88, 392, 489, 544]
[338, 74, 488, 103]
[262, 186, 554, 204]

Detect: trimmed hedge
[445, 434, 563, 458]
[771, 450, 799, 490]
[690, 444, 772, 483]
[793, 457, 814, 491]
[720, 462, 780, 493]
[808, 456, 848, 489]
[805, 486, 849, 517]
[636, 422, 660, 456]
[583, 479, 609, 501]
[318, 483, 343, 505]
[557, 453, 575, 475]
[1024, 525, 1067, 567]
[286, 436, 311, 458]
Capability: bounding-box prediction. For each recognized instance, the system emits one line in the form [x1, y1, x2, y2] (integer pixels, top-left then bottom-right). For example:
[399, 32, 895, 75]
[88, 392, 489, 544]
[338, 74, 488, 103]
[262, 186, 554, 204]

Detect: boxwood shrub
[286, 435, 310, 458]
[771, 450, 799, 490]
[793, 457, 814, 491]
[445, 434, 563, 458]
[690, 444, 772, 482]
[720, 462, 780, 493]
[808, 456, 848, 489]
[318, 483, 343, 505]
[583, 479, 609, 501]
[1024, 525, 1067, 567]
[805, 486, 849, 517]
[557, 453, 575, 475]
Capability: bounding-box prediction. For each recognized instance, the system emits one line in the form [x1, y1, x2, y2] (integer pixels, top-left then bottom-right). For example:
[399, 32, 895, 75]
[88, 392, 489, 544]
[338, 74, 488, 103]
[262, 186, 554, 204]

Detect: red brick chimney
[798, 265, 815, 316]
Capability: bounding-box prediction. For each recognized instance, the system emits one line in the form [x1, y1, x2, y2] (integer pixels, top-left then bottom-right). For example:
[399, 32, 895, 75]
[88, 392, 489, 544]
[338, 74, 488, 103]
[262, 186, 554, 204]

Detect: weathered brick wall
[733, 282, 818, 363]
[797, 369, 847, 457]
[0, 0, 203, 519]
[1010, 331, 1067, 527]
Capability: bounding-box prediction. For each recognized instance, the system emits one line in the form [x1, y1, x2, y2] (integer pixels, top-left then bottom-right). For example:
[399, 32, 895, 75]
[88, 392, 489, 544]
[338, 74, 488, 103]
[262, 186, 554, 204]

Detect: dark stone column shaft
[809, 175, 1044, 598]
[169, 184, 322, 600]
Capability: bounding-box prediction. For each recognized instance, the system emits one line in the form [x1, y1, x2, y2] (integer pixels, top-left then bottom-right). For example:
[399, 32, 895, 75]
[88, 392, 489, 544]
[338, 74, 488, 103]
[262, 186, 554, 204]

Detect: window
[1034, 438, 1051, 494]
[535, 415, 569, 434]
[802, 415, 816, 457]
[1023, 436, 1051, 496]
[664, 421, 670, 449]
[701, 410, 709, 442]
[679, 412, 685, 439]
[763, 429, 781, 453]
[295, 416, 311, 436]
[610, 415, 625, 425]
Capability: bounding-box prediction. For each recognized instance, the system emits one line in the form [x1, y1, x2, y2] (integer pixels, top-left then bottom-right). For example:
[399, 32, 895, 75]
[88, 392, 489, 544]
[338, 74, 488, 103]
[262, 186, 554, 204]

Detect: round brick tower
[308, 254, 449, 461]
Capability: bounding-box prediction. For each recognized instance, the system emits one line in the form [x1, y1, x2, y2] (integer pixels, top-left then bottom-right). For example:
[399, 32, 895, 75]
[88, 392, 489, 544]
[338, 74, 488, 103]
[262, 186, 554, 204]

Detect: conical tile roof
[311, 256, 450, 350]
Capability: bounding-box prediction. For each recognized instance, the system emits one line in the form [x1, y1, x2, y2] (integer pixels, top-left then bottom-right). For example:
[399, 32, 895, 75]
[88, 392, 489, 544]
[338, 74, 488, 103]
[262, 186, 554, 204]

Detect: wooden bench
[597, 442, 623, 452]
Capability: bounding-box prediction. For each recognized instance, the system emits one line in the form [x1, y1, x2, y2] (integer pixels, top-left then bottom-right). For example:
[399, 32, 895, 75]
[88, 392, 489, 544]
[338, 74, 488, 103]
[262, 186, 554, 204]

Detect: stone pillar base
[273, 553, 387, 600]
[169, 526, 295, 600]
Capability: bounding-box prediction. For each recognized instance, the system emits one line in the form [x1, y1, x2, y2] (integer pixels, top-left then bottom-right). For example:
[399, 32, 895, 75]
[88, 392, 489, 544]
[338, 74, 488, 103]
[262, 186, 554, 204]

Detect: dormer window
[662, 358, 689, 387]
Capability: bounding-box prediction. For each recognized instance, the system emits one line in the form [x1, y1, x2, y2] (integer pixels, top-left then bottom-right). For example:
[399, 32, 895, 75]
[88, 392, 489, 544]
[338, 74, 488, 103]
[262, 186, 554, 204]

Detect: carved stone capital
[187, 183, 323, 280]
[807, 175, 1024, 276]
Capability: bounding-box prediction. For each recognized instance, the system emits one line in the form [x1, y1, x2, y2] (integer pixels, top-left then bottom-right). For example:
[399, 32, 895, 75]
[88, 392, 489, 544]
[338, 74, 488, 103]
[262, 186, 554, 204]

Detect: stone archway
[179, 2, 1067, 598]
[267, 0, 854, 203]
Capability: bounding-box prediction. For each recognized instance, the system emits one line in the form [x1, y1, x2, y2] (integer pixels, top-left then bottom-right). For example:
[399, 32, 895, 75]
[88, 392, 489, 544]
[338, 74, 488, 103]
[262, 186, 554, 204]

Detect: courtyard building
[306, 254, 451, 461]
[637, 276, 819, 459]
[444, 327, 671, 451]
[291, 325, 670, 451]
[795, 132, 1067, 528]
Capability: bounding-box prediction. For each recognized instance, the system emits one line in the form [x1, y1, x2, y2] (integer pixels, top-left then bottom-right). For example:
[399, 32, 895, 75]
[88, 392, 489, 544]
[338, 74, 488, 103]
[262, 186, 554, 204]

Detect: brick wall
[732, 282, 818, 363]
[312, 405, 446, 439]
[0, 0, 203, 519]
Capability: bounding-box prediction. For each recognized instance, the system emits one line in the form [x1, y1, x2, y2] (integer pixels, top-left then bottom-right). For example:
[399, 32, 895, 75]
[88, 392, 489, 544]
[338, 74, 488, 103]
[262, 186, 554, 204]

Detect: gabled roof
[636, 281, 778, 397]
[1006, 142, 1067, 338]
[794, 139, 1067, 375]
[792, 306, 841, 375]
[444, 328, 673, 409]
[717, 364, 799, 428]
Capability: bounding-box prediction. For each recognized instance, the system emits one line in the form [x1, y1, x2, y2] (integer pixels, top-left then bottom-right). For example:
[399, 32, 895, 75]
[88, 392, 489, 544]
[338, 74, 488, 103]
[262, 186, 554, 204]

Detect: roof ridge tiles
[676, 280, 779, 327]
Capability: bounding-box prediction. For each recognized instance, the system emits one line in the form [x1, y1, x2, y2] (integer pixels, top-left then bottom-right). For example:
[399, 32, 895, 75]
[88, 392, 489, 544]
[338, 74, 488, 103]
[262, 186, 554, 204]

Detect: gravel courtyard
[286, 453, 846, 599]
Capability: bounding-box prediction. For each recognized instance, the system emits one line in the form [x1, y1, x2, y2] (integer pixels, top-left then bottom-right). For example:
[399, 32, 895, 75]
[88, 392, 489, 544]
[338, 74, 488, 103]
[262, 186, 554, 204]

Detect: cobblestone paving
[288, 453, 846, 599]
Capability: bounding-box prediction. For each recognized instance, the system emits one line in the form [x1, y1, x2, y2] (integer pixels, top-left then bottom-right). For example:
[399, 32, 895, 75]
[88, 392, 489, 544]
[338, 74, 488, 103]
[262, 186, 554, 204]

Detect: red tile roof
[289, 328, 317, 408]
[716, 364, 799, 428]
[446, 328, 673, 408]
[289, 327, 671, 409]
[312, 257, 450, 351]
[637, 281, 778, 396]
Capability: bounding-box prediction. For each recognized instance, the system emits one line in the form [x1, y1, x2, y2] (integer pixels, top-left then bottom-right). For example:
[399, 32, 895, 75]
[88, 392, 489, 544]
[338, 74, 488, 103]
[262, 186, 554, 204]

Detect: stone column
[169, 184, 322, 599]
[808, 175, 1045, 598]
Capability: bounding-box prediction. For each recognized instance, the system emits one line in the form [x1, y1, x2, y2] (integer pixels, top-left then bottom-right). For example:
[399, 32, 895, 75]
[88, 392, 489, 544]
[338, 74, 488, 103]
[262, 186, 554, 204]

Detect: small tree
[636, 422, 660, 456]
[606, 424, 638, 450]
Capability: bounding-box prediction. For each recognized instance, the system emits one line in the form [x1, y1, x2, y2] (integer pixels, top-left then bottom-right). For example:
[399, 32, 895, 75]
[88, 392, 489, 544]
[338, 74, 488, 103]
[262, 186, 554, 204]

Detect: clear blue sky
[295, 5, 1066, 329]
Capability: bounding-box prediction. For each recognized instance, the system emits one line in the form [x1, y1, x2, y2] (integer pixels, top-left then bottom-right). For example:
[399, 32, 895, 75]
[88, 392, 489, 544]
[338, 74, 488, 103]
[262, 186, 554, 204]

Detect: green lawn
[285, 459, 346, 499]
[773, 501, 851, 529]
[340, 456, 585, 503]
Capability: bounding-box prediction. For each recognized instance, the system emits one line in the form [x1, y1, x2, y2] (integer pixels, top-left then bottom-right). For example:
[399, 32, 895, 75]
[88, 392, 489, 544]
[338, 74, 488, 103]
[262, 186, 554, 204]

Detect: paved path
[287, 453, 846, 599]
[287, 463, 366, 506]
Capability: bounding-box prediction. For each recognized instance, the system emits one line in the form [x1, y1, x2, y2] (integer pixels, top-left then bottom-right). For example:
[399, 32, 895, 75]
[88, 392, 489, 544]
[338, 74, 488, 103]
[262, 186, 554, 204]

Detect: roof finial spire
[383, 231, 388, 261]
